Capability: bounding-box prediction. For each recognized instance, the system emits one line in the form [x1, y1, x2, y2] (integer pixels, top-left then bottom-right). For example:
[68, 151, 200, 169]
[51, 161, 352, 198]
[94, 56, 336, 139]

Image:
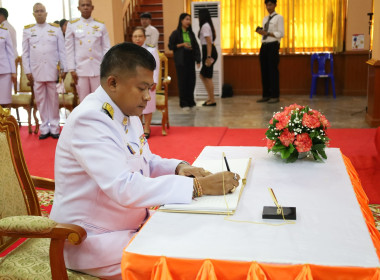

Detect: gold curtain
[188, 0, 345, 54]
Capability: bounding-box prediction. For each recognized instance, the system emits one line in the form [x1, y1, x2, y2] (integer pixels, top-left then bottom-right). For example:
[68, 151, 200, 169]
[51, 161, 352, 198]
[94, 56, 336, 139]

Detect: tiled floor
[11, 94, 371, 129]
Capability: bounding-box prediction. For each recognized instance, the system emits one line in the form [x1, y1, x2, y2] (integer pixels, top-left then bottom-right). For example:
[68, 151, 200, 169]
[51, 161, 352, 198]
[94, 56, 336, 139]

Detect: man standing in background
[22, 2, 66, 139]
[65, 0, 110, 102]
[256, 0, 284, 104]
[0, 8, 18, 58]
[140, 12, 159, 48]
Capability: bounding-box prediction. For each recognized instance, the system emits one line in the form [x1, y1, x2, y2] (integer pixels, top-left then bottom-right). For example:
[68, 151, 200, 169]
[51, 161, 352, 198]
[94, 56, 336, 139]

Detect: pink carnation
[267, 139, 276, 150]
[278, 129, 295, 147]
[294, 133, 312, 152]
[273, 112, 290, 130]
[283, 104, 304, 115]
[302, 113, 321, 128]
[319, 115, 330, 128]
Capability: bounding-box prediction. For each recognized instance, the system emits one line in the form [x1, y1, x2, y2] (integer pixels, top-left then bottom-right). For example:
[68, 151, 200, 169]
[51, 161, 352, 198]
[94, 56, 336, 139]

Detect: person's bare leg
[144, 113, 152, 136]
[200, 74, 215, 104]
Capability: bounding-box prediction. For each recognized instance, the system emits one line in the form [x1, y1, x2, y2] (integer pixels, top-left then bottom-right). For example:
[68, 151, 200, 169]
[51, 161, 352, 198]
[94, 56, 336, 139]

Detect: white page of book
[159, 158, 251, 214]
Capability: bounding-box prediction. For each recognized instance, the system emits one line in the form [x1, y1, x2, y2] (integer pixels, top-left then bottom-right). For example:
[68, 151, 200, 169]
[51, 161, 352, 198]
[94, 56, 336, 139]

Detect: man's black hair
[140, 12, 152, 19]
[0, 8, 9, 19]
[265, 0, 277, 4]
[100, 42, 156, 79]
[60, 18, 68, 28]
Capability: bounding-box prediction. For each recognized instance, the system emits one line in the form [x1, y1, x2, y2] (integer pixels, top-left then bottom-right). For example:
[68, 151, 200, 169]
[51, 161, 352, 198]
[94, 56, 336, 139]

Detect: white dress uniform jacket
[0, 26, 16, 75]
[65, 17, 110, 76]
[1, 20, 18, 58]
[22, 22, 66, 81]
[142, 43, 159, 114]
[50, 86, 193, 270]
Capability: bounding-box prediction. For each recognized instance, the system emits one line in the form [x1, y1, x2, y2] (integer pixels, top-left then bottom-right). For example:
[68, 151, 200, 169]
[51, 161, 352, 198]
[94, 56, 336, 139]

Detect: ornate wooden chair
[59, 72, 79, 114]
[0, 106, 99, 280]
[11, 57, 39, 134]
[155, 52, 171, 136]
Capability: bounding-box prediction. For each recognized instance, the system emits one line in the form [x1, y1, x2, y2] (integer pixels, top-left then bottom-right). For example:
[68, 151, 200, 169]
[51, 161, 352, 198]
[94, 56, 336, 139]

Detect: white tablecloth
[125, 147, 379, 268]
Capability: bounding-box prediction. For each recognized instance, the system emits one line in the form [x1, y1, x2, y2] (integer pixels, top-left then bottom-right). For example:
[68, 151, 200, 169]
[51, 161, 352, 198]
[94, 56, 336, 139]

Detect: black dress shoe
[202, 101, 217, 106]
[144, 131, 150, 139]
[256, 98, 270, 103]
[39, 133, 50, 140]
[51, 133, 60, 139]
[267, 98, 280, 103]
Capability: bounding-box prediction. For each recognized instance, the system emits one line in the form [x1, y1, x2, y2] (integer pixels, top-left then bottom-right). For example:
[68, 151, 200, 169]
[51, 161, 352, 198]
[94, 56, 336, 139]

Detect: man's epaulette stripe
[49, 23, 60, 28]
[70, 18, 80, 24]
[24, 24, 36, 29]
[94, 18, 104, 24]
[0, 26, 7, 30]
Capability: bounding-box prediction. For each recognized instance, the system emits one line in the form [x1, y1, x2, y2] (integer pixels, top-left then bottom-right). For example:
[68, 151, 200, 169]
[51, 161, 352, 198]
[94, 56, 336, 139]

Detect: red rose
[279, 129, 295, 147]
[294, 133, 312, 152]
[319, 115, 330, 128]
[267, 139, 276, 150]
[302, 113, 321, 128]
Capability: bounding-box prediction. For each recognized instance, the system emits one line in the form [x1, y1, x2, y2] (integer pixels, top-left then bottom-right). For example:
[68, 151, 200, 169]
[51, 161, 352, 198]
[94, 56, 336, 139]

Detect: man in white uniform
[0, 8, 18, 58]
[65, 0, 110, 102]
[22, 3, 66, 139]
[50, 43, 239, 280]
[140, 12, 159, 48]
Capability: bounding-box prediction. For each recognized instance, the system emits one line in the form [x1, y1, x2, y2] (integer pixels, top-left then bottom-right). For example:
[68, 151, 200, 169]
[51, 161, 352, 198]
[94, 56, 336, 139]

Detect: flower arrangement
[265, 104, 330, 162]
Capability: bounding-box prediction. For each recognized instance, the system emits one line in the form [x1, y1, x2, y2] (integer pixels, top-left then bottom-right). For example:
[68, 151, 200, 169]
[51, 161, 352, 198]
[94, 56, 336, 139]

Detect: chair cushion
[0, 238, 99, 279]
[156, 91, 165, 107]
[0, 216, 57, 234]
[11, 94, 32, 105]
[59, 93, 75, 105]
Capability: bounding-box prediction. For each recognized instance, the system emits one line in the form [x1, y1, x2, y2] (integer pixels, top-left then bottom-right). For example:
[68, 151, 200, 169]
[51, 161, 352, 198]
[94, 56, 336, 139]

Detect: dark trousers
[175, 54, 196, 108]
[259, 41, 280, 99]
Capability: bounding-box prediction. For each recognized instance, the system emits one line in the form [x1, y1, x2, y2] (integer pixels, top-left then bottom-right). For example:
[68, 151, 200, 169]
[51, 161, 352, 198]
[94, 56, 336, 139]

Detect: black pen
[223, 152, 231, 171]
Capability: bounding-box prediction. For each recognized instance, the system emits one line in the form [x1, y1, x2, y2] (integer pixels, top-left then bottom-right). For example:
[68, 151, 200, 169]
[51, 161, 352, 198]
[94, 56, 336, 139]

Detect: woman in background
[168, 13, 200, 111]
[0, 25, 16, 108]
[131, 27, 160, 139]
[198, 8, 218, 107]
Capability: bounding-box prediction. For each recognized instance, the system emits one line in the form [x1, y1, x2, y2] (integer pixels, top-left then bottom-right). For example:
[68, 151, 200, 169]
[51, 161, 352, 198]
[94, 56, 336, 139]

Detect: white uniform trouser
[76, 263, 122, 280]
[0, 73, 12, 104]
[77, 76, 100, 102]
[34, 81, 60, 135]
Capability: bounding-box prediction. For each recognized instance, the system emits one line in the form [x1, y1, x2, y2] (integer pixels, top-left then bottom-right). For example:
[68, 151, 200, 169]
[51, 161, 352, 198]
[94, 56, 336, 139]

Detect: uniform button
[89, 48, 92, 51]
[88, 40, 91, 43]
[90, 57, 93, 60]
[88, 32, 90, 34]
[86, 24, 88, 26]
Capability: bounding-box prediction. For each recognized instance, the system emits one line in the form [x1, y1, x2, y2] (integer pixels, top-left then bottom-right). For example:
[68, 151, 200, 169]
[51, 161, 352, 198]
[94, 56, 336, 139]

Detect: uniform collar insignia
[48, 30, 55, 33]
[102, 102, 114, 120]
[122, 117, 128, 126]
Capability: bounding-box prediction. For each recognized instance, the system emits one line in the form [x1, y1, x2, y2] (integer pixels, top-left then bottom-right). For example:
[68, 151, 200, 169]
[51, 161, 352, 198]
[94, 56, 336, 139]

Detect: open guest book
[159, 157, 252, 215]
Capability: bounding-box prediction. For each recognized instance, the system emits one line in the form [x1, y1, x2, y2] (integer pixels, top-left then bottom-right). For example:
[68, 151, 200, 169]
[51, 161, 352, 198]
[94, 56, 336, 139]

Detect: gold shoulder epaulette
[69, 18, 80, 24]
[94, 18, 104, 24]
[146, 43, 155, 48]
[0, 26, 7, 30]
[49, 22, 60, 27]
[102, 102, 114, 120]
[24, 24, 36, 29]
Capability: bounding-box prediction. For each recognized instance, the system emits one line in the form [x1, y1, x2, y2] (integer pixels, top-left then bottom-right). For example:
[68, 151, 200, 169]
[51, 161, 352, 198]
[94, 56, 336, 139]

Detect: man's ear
[106, 76, 117, 91]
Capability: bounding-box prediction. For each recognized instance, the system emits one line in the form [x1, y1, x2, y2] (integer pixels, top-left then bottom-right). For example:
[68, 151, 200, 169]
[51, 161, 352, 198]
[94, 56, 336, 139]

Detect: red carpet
[20, 126, 380, 203]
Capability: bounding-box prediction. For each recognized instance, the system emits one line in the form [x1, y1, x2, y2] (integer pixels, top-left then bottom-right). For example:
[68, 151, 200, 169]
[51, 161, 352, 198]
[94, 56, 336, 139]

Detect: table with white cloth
[121, 147, 380, 279]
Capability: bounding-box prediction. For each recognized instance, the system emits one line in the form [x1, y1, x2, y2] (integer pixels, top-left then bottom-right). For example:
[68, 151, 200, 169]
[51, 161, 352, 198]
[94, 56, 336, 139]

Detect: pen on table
[223, 152, 231, 172]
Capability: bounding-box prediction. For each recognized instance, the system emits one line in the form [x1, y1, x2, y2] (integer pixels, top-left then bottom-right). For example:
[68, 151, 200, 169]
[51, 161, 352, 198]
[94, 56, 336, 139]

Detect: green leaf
[286, 151, 298, 163]
[313, 144, 325, 152]
[319, 149, 327, 159]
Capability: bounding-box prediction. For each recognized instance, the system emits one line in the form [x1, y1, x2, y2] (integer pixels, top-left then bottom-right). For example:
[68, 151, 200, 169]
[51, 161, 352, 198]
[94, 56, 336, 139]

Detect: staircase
[125, 0, 164, 52]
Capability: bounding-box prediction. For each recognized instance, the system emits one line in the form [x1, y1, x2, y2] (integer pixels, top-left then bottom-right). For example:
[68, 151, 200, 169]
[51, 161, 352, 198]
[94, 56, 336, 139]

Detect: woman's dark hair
[176, 13, 193, 33]
[198, 9, 216, 41]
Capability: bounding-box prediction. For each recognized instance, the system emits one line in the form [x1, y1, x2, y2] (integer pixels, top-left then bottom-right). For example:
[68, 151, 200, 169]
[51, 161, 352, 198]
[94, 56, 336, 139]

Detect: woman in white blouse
[0, 25, 16, 108]
[131, 27, 160, 139]
[198, 8, 218, 107]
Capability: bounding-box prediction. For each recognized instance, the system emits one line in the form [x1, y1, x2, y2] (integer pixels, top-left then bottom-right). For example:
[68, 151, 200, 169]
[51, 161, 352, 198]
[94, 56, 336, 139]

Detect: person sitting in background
[140, 12, 159, 48]
[131, 27, 159, 139]
[50, 42, 240, 280]
[168, 13, 201, 111]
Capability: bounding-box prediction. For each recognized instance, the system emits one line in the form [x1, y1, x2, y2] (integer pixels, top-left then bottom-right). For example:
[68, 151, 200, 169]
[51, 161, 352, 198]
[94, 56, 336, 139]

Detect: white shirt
[261, 12, 284, 43]
[0, 26, 16, 74]
[144, 24, 159, 47]
[22, 22, 66, 82]
[50, 86, 193, 270]
[199, 22, 213, 45]
[1, 20, 18, 58]
[65, 17, 110, 76]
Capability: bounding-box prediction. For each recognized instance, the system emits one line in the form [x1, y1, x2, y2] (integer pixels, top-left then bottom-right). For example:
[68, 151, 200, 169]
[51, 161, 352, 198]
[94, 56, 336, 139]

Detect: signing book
[159, 157, 252, 214]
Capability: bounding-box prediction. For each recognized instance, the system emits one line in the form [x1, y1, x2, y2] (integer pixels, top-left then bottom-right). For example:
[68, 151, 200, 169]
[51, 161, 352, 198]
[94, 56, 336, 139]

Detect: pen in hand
[223, 152, 231, 172]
